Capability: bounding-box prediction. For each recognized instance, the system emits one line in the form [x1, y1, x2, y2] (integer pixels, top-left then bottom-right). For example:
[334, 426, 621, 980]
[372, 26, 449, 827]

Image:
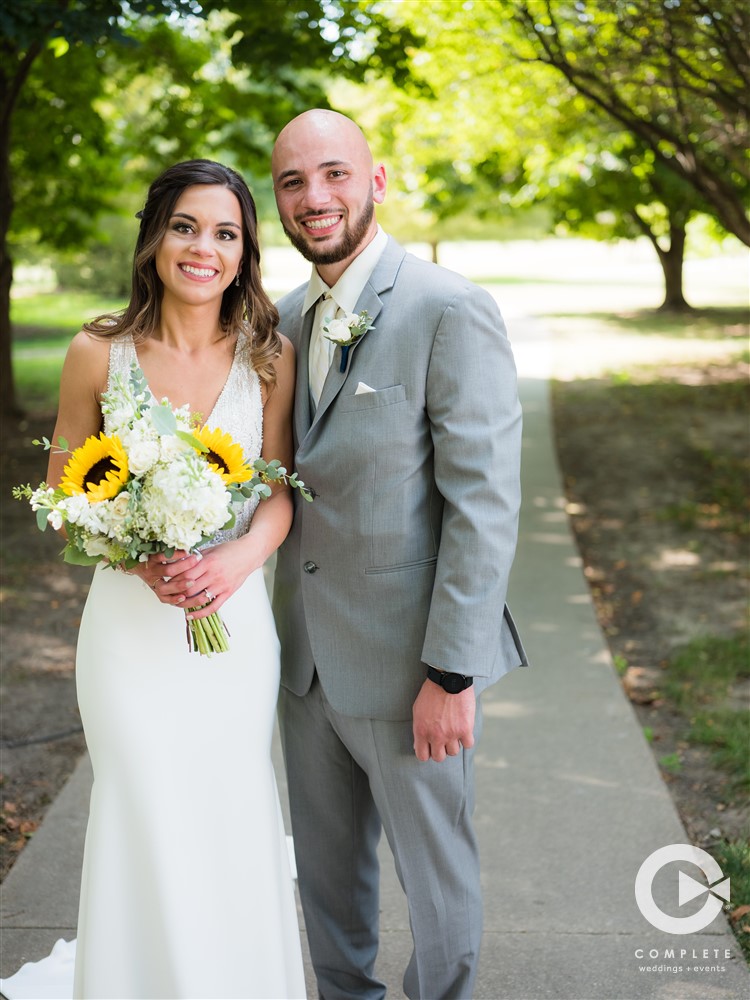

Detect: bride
[6, 160, 306, 999]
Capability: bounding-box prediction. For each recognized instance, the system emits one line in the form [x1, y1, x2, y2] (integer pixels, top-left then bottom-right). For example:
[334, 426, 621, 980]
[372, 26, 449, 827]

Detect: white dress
[2, 333, 306, 1000]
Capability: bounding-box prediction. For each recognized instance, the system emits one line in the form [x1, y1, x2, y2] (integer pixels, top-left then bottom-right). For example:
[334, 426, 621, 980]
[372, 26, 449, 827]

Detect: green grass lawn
[11, 292, 126, 410]
[11, 292, 126, 335]
[9, 237, 748, 411]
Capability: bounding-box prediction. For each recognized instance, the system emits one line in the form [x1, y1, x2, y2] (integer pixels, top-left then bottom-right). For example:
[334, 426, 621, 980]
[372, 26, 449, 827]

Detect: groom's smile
[301, 213, 344, 234]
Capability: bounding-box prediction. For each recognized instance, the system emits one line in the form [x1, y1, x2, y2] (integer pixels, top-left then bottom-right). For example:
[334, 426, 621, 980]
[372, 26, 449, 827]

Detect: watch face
[442, 672, 465, 694]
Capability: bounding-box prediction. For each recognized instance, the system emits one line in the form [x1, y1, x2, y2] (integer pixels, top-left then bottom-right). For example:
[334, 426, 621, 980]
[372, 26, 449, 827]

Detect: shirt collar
[300, 226, 388, 316]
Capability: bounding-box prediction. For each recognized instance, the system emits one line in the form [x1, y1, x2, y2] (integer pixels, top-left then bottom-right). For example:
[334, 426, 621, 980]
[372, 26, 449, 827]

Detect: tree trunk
[0, 93, 20, 426]
[430, 240, 439, 264]
[656, 222, 691, 312]
[1, 41, 46, 428]
[631, 208, 692, 313]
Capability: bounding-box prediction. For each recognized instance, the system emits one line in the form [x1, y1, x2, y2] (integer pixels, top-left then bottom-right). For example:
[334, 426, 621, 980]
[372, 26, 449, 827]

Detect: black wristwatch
[426, 665, 474, 694]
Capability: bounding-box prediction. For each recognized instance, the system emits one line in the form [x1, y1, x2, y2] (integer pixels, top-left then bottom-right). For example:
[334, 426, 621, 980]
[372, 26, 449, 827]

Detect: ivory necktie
[310, 292, 337, 405]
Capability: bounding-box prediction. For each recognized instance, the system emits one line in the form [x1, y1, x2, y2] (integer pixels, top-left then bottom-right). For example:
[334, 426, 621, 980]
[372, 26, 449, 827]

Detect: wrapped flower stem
[187, 610, 230, 656]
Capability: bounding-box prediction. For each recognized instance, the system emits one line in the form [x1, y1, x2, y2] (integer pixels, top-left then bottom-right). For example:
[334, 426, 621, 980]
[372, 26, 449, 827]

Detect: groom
[271, 109, 527, 1000]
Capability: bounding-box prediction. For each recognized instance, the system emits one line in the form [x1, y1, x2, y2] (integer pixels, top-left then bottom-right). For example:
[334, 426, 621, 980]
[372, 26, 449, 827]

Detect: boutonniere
[323, 310, 374, 372]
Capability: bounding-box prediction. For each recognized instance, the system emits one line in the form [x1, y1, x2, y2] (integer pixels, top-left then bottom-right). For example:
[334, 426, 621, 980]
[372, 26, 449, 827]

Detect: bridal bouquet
[13, 365, 312, 656]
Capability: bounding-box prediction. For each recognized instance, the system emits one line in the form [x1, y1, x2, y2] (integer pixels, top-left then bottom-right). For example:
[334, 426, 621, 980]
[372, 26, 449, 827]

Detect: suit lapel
[291, 308, 315, 444]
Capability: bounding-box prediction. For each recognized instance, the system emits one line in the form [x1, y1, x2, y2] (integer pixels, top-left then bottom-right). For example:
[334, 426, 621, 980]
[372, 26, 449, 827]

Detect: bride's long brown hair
[85, 160, 281, 389]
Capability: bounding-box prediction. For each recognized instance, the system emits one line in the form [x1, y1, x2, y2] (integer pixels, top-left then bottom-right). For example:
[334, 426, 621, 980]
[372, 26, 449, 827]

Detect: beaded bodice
[106, 331, 263, 543]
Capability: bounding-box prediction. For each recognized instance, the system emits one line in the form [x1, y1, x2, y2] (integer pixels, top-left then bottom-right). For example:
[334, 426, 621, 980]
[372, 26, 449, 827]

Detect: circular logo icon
[635, 844, 730, 934]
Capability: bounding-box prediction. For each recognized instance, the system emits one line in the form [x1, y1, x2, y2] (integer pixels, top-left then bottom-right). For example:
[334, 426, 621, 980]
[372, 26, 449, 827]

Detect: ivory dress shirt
[302, 227, 389, 405]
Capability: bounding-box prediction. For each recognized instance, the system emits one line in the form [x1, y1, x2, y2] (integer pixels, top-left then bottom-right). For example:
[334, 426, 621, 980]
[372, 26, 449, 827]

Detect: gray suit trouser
[279, 675, 483, 1000]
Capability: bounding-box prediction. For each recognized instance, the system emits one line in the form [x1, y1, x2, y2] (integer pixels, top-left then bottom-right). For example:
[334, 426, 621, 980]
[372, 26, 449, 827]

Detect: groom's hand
[412, 680, 476, 763]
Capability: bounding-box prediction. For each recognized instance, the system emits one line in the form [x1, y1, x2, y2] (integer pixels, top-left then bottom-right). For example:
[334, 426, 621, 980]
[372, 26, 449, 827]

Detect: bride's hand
[125, 551, 203, 605]
[161, 540, 262, 620]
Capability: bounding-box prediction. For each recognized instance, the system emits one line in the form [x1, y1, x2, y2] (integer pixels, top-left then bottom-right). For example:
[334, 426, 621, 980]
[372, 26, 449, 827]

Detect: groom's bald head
[272, 110, 374, 173]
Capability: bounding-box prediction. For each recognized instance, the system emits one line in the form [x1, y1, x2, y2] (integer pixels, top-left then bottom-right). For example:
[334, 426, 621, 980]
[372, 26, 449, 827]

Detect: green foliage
[690, 711, 750, 790]
[713, 840, 750, 962]
[5, 0, 423, 256]
[510, 0, 750, 244]
[11, 291, 126, 409]
[662, 632, 750, 790]
[10, 44, 120, 249]
[612, 654, 628, 676]
[657, 443, 750, 537]
[12, 352, 66, 412]
[54, 215, 138, 297]
[342, 0, 749, 265]
[658, 752, 682, 775]
[663, 634, 750, 709]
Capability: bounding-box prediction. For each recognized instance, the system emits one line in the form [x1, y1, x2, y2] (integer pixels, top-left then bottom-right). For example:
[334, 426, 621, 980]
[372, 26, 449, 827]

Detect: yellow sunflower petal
[60, 434, 129, 501]
[193, 426, 252, 485]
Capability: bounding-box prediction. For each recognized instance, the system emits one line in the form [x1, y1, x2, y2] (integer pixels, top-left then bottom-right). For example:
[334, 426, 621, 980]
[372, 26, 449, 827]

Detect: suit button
[303, 561, 318, 574]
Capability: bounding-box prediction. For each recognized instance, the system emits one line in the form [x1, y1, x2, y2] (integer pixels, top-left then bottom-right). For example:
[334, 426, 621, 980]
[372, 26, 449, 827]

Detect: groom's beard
[283, 193, 375, 266]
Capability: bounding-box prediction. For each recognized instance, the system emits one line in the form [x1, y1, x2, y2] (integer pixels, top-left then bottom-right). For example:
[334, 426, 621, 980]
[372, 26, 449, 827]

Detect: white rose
[324, 317, 354, 344]
[102, 491, 132, 539]
[83, 535, 116, 559]
[127, 439, 160, 476]
[159, 435, 190, 462]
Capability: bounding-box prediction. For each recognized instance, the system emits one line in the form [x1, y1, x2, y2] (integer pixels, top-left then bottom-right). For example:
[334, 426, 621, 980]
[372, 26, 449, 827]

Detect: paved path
[2, 317, 748, 999]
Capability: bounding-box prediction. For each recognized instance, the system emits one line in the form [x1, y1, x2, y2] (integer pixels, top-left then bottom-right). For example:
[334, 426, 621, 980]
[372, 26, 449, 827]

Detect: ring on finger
[205, 590, 215, 603]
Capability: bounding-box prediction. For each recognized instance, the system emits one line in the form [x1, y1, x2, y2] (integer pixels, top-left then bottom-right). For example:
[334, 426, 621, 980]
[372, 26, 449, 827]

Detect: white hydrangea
[139, 453, 230, 551]
[103, 405, 135, 438]
[100, 491, 133, 541]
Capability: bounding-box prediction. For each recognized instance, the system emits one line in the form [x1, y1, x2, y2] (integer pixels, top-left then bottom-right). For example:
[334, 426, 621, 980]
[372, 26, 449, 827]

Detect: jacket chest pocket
[337, 384, 407, 412]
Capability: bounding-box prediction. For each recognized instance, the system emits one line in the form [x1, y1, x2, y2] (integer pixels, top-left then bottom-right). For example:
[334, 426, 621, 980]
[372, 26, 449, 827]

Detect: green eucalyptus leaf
[150, 404, 177, 435]
[63, 546, 102, 566]
[176, 429, 206, 451]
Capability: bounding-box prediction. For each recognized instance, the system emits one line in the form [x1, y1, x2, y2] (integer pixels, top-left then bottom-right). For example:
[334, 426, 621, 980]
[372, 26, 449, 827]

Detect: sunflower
[193, 426, 253, 485]
[60, 434, 129, 501]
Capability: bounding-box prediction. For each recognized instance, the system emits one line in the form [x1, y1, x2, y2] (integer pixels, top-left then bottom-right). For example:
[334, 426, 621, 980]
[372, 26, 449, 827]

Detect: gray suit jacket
[272, 236, 527, 720]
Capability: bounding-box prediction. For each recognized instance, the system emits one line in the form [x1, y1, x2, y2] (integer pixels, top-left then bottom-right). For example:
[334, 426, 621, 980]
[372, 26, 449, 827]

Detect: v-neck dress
[70, 333, 305, 998]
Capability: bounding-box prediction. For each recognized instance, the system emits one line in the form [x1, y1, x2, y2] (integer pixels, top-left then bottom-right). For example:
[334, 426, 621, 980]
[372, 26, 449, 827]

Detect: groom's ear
[373, 163, 387, 205]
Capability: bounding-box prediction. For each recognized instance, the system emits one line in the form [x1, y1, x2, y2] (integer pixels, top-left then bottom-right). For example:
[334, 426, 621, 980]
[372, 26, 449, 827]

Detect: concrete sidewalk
[2, 317, 748, 999]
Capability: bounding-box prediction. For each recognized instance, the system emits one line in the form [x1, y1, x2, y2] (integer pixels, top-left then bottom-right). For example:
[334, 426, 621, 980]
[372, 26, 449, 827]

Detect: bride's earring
[235, 272, 241, 287]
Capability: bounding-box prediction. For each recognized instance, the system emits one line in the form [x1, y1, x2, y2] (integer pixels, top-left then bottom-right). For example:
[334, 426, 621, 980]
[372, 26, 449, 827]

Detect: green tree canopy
[334, 0, 744, 307]
[511, 0, 750, 245]
[1, 0, 423, 418]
